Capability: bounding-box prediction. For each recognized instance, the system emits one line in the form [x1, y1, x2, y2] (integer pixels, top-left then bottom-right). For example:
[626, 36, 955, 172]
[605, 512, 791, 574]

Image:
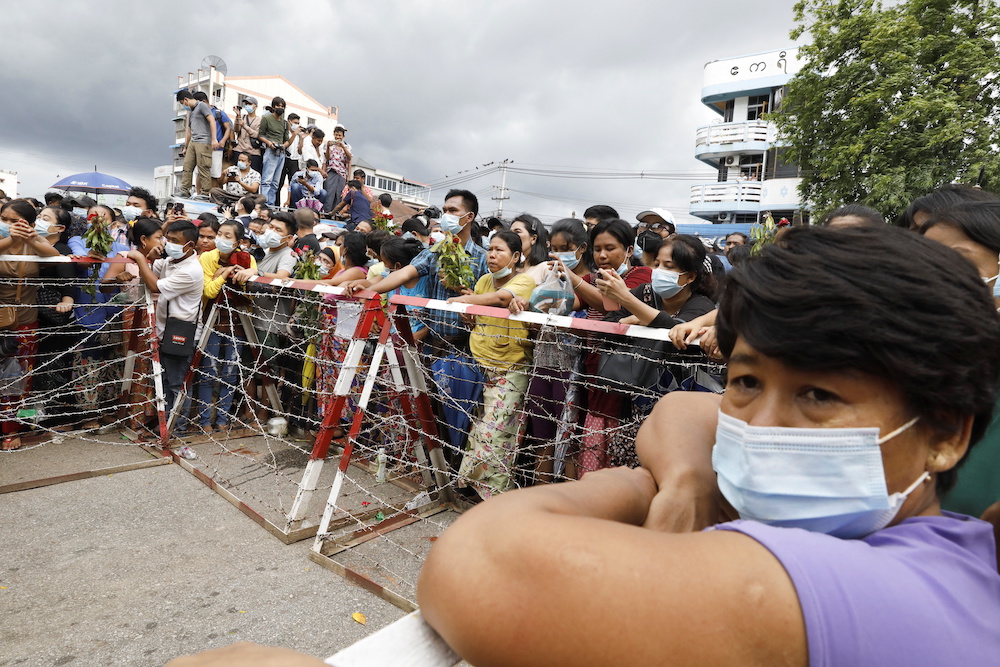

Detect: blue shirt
[68, 236, 131, 329]
[213, 108, 232, 143]
[408, 239, 489, 338]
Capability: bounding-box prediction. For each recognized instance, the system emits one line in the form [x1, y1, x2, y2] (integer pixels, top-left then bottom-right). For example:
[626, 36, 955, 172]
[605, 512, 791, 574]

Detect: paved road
[0, 463, 406, 666]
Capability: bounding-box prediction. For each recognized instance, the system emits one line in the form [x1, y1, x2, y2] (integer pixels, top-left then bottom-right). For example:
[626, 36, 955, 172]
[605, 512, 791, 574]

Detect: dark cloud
[2, 0, 798, 222]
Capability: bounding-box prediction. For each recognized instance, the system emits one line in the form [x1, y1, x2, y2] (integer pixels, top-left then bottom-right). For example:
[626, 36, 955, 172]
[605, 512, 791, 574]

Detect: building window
[747, 94, 769, 121]
[723, 99, 735, 123]
[764, 148, 799, 179]
[377, 177, 398, 192]
[739, 154, 763, 181]
[365, 175, 376, 187]
[307, 117, 316, 126]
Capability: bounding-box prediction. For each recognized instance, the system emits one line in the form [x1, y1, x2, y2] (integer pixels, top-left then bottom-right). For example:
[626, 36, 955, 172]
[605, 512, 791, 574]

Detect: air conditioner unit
[724, 155, 740, 167]
[718, 212, 732, 222]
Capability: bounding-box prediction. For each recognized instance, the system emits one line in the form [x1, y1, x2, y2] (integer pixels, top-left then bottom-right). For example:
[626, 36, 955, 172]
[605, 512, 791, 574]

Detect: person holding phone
[288, 159, 326, 208]
[321, 124, 351, 214]
[209, 151, 261, 206]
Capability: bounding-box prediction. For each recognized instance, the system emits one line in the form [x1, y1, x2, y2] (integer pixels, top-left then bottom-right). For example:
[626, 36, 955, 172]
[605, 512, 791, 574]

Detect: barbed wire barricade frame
[0, 255, 173, 495]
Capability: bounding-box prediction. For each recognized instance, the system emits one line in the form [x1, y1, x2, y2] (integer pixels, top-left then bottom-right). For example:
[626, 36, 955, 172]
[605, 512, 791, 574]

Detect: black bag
[597, 336, 669, 394]
[36, 286, 73, 327]
[159, 299, 197, 357]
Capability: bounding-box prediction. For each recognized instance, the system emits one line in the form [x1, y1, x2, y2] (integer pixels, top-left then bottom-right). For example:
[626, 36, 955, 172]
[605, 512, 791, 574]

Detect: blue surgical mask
[0, 222, 11, 239]
[439, 213, 465, 235]
[34, 220, 52, 236]
[215, 237, 236, 255]
[237, 161, 249, 170]
[244, 104, 256, 114]
[553, 251, 579, 271]
[258, 229, 284, 249]
[651, 268, 685, 298]
[712, 411, 926, 539]
[632, 245, 643, 261]
[72, 207, 89, 220]
[616, 260, 630, 276]
[164, 241, 188, 260]
[490, 256, 517, 281]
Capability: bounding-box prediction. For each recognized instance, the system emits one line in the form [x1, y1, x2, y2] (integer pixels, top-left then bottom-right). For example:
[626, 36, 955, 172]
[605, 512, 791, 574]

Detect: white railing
[397, 182, 432, 206]
[694, 121, 770, 148]
[689, 181, 763, 206]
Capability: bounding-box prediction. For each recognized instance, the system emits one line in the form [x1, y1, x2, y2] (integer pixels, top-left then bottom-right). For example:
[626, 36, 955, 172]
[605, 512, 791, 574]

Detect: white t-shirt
[300, 138, 321, 171]
[287, 127, 303, 160]
[152, 253, 204, 338]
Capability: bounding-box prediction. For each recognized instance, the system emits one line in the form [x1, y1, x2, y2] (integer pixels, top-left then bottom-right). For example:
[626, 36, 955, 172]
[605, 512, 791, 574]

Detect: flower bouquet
[372, 208, 394, 231]
[432, 233, 474, 293]
[82, 214, 113, 297]
[289, 248, 324, 341]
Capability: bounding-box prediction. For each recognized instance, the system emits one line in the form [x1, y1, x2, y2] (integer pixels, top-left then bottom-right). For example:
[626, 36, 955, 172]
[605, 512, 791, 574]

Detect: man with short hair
[724, 232, 748, 257]
[126, 186, 159, 218]
[176, 90, 220, 199]
[127, 219, 204, 448]
[192, 91, 232, 188]
[322, 125, 352, 213]
[292, 208, 322, 254]
[235, 196, 256, 230]
[288, 159, 326, 208]
[300, 127, 324, 176]
[334, 179, 372, 224]
[341, 190, 490, 454]
[44, 192, 64, 208]
[341, 168, 375, 203]
[232, 96, 263, 173]
[258, 99, 292, 207]
[583, 204, 619, 230]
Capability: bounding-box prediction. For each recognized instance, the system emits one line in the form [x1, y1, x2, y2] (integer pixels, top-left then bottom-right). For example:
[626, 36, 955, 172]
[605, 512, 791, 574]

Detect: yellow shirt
[200, 249, 257, 299]
[469, 272, 535, 372]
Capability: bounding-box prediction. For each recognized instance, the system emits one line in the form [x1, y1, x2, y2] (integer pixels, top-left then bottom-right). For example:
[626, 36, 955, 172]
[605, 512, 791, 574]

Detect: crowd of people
[152, 180, 1000, 665]
[1, 182, 998, 521]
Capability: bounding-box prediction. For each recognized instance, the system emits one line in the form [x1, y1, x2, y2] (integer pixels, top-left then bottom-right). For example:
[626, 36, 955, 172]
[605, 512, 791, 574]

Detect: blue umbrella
[51, 171, 132, 196]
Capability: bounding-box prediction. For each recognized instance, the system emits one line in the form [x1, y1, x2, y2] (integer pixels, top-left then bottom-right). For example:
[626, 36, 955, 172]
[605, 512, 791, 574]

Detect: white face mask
[237, 161, 248, 170]
[439, 213, 466, 235]
[429, 231, 446, 244]
[490, 254, 517, 281]
[258, 229, 285, 249]
[164, 241, 189, 260]
[249, 210, 259, 220]
[215, 237, 236, 254]
[712, 411, 926, 539]
[121, 206, 143, 222]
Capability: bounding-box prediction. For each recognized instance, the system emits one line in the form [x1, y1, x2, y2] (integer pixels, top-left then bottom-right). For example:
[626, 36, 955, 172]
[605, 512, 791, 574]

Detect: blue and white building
[689, 48, 807, 224]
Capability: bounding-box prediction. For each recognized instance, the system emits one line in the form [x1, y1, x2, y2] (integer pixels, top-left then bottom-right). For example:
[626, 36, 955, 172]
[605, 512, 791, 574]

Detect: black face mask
[274, 107, 284, 116]
[637, 230, 661, 251]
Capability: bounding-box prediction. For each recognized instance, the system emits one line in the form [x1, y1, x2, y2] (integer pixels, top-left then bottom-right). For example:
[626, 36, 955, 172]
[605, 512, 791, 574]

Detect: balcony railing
[695, 121, 770, 148]
[689, 181, 763, 207]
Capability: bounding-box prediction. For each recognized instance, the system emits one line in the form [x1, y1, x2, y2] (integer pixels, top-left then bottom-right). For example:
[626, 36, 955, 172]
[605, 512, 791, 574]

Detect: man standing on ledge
[322, 124, 351, 214]
[176, 90, 220, 199]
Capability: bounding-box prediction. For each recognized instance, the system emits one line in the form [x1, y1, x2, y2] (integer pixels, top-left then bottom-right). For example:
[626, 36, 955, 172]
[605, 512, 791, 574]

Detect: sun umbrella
[51, 171, 132, 196]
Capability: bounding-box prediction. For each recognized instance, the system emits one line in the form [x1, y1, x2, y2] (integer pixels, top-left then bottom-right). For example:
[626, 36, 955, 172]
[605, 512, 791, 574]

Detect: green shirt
[258, 113, 289, 145]
[942, 393, 1000, 517]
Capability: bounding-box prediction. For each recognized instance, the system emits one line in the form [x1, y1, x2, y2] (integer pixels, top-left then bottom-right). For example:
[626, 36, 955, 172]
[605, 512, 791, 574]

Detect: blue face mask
[632, 245, 643, 261]
[439, 213, 466, 235]
[244, 104, 256, 114]
[401, 231, 414, 241]
[616, 260, 630, 276]
[651, 268, 686, 298]
[712, 411, 927, 539]
[553, 251, 579, 271]
[0, 222, 10, 239]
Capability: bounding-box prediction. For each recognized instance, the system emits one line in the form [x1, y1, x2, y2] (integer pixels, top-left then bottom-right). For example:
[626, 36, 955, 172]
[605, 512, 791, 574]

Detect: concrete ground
[0, 459, 408, 666]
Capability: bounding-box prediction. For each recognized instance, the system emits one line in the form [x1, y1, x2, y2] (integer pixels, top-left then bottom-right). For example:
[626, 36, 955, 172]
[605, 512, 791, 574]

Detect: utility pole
[492, 158, 511, 217]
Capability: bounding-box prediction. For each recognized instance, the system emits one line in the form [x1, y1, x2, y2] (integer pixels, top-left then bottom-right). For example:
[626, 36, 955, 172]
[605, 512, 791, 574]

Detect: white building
[157, 64, 429, 209]
[0, 169, 18, 198]
[689, 48, 807, 224]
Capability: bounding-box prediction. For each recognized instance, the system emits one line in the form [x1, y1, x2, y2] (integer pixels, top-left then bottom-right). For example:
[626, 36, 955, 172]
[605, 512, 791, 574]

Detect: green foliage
[774, 0, 1000, 222]
[432, 233, 475, 292]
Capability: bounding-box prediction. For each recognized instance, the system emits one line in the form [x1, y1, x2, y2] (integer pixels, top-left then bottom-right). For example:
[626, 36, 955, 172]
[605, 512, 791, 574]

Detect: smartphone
[172, 203, 184, 215]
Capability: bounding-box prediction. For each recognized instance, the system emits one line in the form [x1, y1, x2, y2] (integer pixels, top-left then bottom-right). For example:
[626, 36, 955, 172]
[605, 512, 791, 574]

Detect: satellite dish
[201, 55, 228, 75]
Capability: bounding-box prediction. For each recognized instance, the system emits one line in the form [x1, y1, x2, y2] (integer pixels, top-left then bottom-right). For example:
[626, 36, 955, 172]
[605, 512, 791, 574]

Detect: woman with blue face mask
[419, 224, 1000, 667]
[596, 234, 718, 467]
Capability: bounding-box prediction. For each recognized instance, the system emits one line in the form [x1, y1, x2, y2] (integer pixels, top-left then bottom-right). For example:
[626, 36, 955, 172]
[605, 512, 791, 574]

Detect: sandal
[1, 436, 24, 451]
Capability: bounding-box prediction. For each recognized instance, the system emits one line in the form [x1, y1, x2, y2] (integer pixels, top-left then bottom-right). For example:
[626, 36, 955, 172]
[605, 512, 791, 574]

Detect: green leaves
[774, 0, 1000, 221]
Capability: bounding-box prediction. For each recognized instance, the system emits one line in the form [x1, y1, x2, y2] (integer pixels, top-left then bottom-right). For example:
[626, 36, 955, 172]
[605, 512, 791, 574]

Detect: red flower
[777, 217, 790, 227]
[87, 213, 99, 221]
[453, 237, 461, 244]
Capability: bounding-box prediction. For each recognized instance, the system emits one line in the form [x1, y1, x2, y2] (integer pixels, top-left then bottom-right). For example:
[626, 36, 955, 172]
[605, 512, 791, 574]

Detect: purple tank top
[714, 512, 1000, 666]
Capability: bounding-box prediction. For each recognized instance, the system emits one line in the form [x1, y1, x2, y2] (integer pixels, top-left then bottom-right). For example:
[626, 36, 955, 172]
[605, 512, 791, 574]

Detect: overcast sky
[2, 0, 800, 224]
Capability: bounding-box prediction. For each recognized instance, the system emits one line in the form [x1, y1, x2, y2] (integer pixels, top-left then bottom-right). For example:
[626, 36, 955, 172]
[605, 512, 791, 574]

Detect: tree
[773, 0, 1000, 222]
